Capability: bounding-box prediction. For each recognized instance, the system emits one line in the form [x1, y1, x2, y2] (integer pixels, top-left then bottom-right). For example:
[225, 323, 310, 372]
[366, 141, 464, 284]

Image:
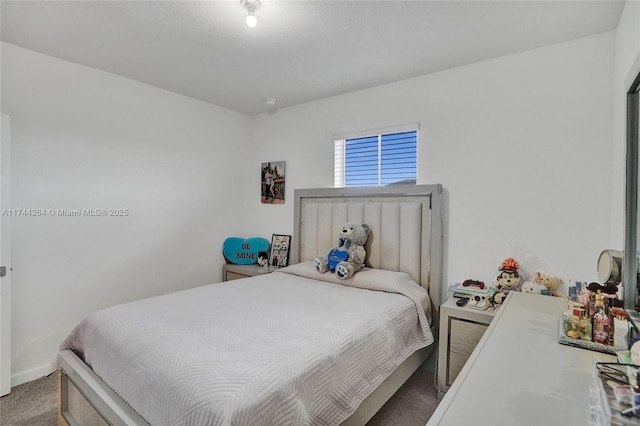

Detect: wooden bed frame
[57, 184, 443, 426]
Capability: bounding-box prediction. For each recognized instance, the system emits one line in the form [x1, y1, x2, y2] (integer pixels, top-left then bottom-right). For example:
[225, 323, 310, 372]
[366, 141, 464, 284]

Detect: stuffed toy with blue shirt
[314, 222, 370, 280]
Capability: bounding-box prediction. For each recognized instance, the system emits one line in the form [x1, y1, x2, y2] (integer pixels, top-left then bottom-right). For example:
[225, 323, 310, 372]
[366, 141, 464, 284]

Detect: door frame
[1, 113, 12, 396]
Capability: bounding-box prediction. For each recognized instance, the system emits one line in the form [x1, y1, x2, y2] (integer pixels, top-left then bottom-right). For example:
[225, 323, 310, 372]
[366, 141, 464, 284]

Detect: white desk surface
[428, 292, 616, 426]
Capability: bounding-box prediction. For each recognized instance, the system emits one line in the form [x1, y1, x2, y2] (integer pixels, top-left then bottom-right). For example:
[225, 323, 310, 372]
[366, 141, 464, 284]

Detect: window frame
[333, 123, 419, 188]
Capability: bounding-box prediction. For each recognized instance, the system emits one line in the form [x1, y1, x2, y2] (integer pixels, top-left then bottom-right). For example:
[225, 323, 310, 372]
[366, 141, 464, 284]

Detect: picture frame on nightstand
[269, 234, 291, 267]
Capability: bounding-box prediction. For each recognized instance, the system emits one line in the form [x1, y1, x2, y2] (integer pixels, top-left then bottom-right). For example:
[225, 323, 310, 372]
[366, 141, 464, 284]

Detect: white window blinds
[334, 125, 417, 188]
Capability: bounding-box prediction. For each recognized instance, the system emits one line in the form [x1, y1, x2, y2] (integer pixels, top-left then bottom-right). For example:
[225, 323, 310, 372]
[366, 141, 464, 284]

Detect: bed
[55, 184, 443, 426]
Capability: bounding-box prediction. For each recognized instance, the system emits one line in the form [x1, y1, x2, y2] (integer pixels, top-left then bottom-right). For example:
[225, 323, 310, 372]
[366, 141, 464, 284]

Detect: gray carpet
[0, 373, 57, 426]
[367, 368, 440, 426]
[0, 368, 440, 425]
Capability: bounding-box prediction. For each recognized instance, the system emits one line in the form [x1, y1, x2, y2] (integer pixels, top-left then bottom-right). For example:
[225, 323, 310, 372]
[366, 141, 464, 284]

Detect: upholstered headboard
[292, 185, 444, 317]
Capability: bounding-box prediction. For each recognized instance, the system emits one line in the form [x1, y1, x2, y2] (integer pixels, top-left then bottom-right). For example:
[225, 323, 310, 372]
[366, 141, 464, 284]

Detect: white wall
[251, 32, 616, 297]
[1, 42, 254, 383]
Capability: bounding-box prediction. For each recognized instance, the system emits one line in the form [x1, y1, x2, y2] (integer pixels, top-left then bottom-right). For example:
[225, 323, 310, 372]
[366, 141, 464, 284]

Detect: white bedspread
[56, 262, 433, 426]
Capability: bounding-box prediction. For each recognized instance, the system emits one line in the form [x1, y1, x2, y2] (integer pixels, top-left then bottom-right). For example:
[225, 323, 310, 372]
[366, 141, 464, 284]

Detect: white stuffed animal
[521, 280, 548, 295]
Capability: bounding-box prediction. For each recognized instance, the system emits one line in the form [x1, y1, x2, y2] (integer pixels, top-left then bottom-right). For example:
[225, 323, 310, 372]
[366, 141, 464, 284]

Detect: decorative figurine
[492, 257, 522, 304]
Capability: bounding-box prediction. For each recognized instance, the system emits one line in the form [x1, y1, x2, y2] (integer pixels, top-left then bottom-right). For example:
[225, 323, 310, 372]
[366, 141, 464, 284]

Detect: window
[334, 124, 417, 187]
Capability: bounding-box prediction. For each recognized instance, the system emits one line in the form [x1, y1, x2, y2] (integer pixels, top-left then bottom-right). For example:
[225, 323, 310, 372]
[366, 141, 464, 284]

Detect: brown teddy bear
[531, 272, 565, 298]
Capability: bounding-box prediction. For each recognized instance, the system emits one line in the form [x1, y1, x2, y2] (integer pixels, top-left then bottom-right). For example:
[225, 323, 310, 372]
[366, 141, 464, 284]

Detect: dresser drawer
[225, 271, 248, 281]
[447, 351, 469, 386]
[436, 298, 497, 397]
[449, 318, 488, 356]
[223, 264, 273, 281]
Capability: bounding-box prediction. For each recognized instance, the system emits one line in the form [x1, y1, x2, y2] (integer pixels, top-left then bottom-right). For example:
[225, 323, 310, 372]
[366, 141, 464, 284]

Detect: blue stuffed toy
[314, 222, 370, 279]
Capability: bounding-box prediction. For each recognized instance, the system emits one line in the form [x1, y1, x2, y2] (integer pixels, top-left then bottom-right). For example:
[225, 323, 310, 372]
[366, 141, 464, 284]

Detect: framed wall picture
[269, 234, 291, 267]
[261, 161, 286, 204]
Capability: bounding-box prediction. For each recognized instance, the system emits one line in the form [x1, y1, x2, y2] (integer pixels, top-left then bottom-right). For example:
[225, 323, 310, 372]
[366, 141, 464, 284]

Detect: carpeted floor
[367, 368, 440, 426]
[0, 368, 440, 425]
[0, 373, 57, 426]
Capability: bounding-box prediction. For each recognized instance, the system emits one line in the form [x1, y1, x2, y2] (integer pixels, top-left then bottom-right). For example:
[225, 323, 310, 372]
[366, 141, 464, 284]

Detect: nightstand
[222, 264, 275, 281]
[436, 296, 497, 398]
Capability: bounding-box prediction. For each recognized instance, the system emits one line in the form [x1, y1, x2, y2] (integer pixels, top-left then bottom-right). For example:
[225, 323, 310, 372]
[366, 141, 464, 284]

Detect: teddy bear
[531, 272, 565, 298]
[314, 222, 370, 280]
[493, 257, 522, 304]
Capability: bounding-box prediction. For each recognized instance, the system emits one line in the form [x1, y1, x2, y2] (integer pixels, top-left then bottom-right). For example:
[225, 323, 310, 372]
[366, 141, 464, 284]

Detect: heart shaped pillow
[223, 237, 270, 265]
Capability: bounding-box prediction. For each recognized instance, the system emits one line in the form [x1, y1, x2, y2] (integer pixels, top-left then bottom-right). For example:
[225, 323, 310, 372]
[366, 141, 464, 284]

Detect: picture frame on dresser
[269, 234, 291, 267]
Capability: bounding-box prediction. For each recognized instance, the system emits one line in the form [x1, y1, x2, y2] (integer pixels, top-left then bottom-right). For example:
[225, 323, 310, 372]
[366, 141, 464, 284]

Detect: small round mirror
[597, 249, 623, 284]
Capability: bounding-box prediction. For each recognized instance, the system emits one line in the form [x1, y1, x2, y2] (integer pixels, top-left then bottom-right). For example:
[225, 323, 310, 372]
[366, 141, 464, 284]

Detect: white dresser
[428, 292, 616, 425]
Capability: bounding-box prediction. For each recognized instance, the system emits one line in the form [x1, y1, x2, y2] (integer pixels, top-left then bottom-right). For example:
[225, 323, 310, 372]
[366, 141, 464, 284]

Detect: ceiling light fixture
[241, 0, 261, 28]
[265, 98, 278, 114]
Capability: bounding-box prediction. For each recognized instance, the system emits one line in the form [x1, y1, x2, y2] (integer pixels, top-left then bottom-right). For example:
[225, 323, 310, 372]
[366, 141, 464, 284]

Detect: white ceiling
[0, 1, 625, 116]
